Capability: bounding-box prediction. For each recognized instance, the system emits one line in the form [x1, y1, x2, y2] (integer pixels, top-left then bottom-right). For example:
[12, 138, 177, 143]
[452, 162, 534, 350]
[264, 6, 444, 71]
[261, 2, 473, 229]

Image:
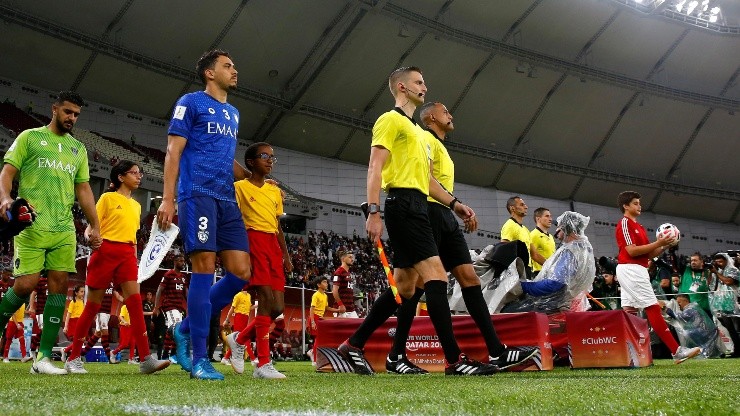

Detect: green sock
[0, 287, 29, 329]
[38, 293, 66, 360]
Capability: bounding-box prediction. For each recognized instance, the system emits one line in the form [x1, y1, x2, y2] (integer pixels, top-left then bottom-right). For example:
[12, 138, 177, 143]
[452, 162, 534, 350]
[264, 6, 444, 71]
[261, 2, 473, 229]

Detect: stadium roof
[1, 0, 738, 223]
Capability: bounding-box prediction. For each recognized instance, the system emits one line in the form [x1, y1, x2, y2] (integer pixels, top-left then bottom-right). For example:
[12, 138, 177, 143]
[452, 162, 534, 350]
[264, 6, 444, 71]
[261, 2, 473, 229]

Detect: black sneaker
[386, 354, 429, 375]
[337, 340, 374, 375]
[445, 354, 498, 376]
[488, 346, 539, 370]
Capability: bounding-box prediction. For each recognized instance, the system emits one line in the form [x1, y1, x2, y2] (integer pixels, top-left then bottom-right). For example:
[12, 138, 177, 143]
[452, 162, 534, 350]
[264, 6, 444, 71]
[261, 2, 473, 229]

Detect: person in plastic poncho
[665, 294, 722, 358]
[502, 211, 596, 314]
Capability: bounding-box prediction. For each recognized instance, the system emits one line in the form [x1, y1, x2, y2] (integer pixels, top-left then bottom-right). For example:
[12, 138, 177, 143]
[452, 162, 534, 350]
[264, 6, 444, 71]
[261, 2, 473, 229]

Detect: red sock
[644, 304, 679, 353]
[236, 319, 256, 345]
[255, 315, 271, 366]
[124, 293, 151, 360]
[69, 302, 100, 360]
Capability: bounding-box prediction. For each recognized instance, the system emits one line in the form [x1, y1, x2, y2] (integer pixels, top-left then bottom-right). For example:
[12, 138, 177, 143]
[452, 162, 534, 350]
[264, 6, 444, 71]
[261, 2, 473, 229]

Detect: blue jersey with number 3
[168, 91, 239, 202]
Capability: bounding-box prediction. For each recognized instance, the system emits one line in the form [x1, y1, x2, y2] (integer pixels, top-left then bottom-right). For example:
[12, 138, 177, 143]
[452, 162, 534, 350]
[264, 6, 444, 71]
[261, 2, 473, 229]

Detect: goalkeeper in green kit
[0, 91, 102, 374]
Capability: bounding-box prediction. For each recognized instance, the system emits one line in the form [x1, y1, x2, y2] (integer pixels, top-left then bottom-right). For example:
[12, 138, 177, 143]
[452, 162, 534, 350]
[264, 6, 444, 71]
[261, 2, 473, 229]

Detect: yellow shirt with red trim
[97, 191, 140, 243]
[234, 180, 283, 233]
[232, 291, 251, 315]
[424, 130, 455, 205]
[120, 305, 130, 325]
[529, 227, 556, 272]
[371, 109, 431, 195]
[68, 298, 84, 319]
[12, 303, 25, 322]
[311, 290, 328, 318]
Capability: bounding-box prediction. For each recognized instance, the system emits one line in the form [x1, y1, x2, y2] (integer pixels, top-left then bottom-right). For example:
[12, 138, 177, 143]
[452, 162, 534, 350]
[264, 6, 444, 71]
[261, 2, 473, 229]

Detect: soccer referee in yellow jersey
[338, 66, 498, 376]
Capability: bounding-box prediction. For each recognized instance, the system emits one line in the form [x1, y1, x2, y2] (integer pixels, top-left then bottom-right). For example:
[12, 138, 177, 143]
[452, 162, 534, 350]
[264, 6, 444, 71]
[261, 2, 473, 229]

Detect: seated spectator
[709, 253, 740, 357]
[501, 211, 596, 314]
[665, 294, 723, 358]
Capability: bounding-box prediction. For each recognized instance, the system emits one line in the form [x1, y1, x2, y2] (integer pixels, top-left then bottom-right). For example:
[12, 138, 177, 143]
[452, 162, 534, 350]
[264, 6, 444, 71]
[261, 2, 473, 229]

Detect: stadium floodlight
[676, 0, 686, 12]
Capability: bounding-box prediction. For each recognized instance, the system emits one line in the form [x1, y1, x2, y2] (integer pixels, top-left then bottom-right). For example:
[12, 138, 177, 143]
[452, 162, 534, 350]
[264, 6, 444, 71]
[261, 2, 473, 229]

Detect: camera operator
[709, 253, 740, 357]
[679, 253, 712, 317]
[650, 257, 674, 301]
[591, 257, 620, 310]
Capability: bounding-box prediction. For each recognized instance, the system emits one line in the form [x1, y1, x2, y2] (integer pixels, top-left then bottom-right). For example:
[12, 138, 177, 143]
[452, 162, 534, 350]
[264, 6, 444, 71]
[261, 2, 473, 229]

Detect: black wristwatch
[449, 198, 460, 210]
[368, 203, 380, 215]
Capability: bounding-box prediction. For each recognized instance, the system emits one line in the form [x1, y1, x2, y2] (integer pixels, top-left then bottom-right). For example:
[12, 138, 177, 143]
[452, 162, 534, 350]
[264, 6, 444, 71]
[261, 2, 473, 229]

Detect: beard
[55, 118, 73, 134]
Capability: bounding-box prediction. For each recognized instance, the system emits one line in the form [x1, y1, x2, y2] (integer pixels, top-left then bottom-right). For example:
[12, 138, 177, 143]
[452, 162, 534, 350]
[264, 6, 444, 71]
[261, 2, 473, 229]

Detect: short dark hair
[676, 293, 690, 301]
[388, 66, 422, 95]
[108, 160, 139, 191]
[690, 252, 703, 259]
[617, 191, 640, 213]
[196, 49, 231, 84]
[534, 207, 549, 218]
[55, 91, 84, 107]
[506, 196, 521, 214]
[419, 102, 439, 125]
[313, 276, 328, 287]
[244, 141, 271, 167]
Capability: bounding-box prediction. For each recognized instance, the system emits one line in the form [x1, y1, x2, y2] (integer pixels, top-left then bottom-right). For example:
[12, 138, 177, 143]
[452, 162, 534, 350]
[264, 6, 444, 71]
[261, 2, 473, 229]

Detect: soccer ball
[656, 223, 680, 246]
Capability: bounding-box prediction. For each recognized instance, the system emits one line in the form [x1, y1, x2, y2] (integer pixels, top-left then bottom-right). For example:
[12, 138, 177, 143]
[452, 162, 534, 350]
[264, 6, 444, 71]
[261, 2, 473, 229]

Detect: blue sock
[210, 271, 248, 317]
[180, 317, 190, 334]
[187, 273, 213, 363]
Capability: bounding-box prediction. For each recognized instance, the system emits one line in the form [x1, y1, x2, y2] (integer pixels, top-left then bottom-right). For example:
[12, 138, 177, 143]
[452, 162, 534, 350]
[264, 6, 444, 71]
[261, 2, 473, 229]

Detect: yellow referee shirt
[501, 218, 531, 266]
[97, 191, 140, 243]
[371, 109, 431, 195]
[529, 227, 555, 272]
[424, 130, 454, 205]
[234, 180, 284, 233]
[68, 299, 84, 319]
[311, 291, 328, 318]
[232, 291, 251, 315]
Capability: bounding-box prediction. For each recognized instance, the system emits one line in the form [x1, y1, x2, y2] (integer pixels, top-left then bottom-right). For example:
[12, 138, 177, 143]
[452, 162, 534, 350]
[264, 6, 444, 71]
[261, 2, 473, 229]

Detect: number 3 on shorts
[199, 216, 208, 231]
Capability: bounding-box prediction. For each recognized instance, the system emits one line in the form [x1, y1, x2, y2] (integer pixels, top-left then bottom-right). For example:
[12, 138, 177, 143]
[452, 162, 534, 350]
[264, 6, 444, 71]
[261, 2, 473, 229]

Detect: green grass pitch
[1, 358, 738, 415]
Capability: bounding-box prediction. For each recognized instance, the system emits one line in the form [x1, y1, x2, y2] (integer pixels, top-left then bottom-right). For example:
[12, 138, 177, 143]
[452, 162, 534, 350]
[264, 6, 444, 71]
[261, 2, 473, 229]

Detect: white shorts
[95, 313, 111, 332]
[35, 314, 44, 330]
[164, 309, 183, 329]
[335, 311, 359, 318]
[617, 263, 658, 309]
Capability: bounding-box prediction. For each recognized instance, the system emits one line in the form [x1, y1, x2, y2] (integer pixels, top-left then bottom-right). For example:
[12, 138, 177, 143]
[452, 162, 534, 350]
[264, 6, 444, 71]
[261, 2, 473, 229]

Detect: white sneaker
[64, 357, 88, 374]
[21, 356, 32, 363]
[673, 346, 701, 364]
[226, 332, 245, 374]
[3, 358, 9, 363]
[251, 358, 260, 368]
[253, 362, 286, 379]
[128, 359, 139, 365]
[139, 353, 170, 375]
[30, 357, 68, 375]
[109, 351, 119, 364]
[221, 357, 230, 366]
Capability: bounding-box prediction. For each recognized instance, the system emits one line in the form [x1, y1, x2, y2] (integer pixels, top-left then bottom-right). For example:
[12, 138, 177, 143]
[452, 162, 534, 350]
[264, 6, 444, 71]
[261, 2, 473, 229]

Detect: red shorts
[232, 313, 249, 332]
[86, 240, 138, 290]
[247, 230, 285, 292]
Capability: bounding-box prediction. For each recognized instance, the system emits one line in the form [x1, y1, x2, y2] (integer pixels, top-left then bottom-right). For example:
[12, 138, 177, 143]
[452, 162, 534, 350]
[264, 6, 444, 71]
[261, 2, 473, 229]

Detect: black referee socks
[462, 285, 505, 357]
[388, 287, 425, 358]
[424, 280, 462, 363]
[348, 287, 398, 349]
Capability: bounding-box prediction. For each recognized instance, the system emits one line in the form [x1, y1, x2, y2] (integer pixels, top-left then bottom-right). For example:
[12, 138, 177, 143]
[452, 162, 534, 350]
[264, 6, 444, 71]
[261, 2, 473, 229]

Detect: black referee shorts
[428, 202, 472, 271]
[383, 188, 438, 269]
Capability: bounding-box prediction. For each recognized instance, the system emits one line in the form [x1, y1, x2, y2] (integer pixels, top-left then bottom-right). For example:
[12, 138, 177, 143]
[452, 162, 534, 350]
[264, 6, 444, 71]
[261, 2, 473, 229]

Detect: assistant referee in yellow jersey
[338, 66, 497, 376]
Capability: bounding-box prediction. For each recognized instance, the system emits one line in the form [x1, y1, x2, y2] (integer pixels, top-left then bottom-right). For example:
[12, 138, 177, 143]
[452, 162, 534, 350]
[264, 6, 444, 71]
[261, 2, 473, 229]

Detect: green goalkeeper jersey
[4, 126, 90, 232]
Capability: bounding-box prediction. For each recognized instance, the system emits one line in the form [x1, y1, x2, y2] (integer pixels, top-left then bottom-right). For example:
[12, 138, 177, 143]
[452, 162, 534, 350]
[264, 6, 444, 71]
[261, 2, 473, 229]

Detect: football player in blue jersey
[157, 49, 251, 380]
